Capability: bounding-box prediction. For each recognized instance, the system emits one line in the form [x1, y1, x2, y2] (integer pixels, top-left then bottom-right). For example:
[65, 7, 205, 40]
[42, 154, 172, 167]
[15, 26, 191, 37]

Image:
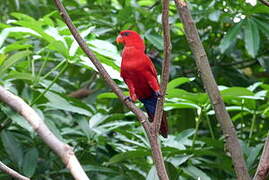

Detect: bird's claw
[124, 96, 132, 102]
[154, 91, 163, 98]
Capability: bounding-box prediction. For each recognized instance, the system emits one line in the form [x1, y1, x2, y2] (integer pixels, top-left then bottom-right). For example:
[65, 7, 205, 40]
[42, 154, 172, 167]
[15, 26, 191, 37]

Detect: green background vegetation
[0, 0, 269, 179]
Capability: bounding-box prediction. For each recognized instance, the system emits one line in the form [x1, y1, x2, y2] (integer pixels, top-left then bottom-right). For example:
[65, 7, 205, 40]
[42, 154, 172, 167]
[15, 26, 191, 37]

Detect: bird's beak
[116, 35, 124, 44]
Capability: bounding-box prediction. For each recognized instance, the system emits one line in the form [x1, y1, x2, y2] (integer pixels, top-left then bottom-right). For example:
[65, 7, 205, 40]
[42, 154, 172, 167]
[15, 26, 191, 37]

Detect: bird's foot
[124, 96, 132, 102]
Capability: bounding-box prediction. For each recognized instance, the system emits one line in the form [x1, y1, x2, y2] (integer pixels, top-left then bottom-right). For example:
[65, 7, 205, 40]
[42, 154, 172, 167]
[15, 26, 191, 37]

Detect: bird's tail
[140, 95, 168, 138]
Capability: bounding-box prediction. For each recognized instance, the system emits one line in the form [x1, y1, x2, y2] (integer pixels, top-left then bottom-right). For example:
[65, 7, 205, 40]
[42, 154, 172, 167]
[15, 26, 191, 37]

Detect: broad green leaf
[6, 72, 34, 81]
[246, 144, 263, 168]
[219, 22, 242, 53]
[167, 155, 192, 167]
[221, 87, 254, 99]
[83, 165, 118, 174]
[167, 77, 194, 90]
[0, 27, 40, 49]
[3, 43, 32, 53]
[44, 91, 91, 116]
[254, 18, 269, 38]
[108, 150, 150, 165]
[48, 40, 69, 57]
[244, 19, 260, 57]
[22, 148, 39, 177]
[183, 166, 211, 180]
[165, 102, 200, 110]
[1, 130, 24, 168]
[97, 91, 129, 99]
[146, 166, 159, 180]
[0, 54, 7, 66]
[0, 50, 31, 76]
[166, 89, 208, 104]
[145, 33, 164, 50]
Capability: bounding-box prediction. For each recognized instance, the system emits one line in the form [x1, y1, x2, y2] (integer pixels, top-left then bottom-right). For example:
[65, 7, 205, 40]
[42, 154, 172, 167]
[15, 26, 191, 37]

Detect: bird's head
[116, 30, 145, 50]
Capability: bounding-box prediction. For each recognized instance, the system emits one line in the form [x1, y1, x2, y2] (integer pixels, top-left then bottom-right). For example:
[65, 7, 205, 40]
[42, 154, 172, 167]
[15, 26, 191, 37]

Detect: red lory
[116, 30, 168, 138]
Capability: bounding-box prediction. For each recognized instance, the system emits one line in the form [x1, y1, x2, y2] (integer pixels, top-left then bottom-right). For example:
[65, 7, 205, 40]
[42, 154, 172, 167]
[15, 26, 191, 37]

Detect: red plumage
[116, 30, 168, 138]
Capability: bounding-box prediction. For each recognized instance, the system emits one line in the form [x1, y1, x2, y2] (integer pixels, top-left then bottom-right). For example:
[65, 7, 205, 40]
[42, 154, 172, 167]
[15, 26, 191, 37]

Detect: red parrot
[116, 30, 168, 138]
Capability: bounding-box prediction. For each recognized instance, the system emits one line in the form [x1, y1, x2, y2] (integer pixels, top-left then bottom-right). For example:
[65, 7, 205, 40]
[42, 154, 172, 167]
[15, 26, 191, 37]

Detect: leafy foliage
[0, 0, 269, 179]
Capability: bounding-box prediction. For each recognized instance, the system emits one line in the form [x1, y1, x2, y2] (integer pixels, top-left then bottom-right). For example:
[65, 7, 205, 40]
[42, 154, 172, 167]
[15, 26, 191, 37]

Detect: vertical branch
[253, 133, 269, 180]
[173, 1, 250, 180]
[154, 0, 172, 133]
[0, 86, 89, 180]
[0, 161, 30, 180]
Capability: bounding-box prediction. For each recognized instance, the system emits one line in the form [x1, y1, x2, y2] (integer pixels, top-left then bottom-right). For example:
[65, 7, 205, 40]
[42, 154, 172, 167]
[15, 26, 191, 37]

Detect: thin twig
[174, 1, 250, 180]
[53, 0, 169, 179]
[0, 161, 30, 180]
[259, 0, 269, 7]
[253, 132, 269, 180]
[0, 86, 89, 180]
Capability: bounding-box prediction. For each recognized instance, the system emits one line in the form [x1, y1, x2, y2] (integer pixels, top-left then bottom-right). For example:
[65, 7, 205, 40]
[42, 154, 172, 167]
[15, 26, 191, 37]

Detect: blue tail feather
[140, 94, 168, 138]
[140, 95, 157, 121]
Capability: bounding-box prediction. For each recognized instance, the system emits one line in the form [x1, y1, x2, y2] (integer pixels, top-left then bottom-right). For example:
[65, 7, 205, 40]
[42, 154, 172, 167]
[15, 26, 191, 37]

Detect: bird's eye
[122, 32, 130, 36]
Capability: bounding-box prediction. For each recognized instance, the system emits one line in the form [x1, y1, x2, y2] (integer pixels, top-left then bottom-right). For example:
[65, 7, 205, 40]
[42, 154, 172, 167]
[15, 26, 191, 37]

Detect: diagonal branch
[259, 0, 269, 7]
[174, 1, 250, 180]
[0, 86, 89, 180]
[53, 0, 169, 179]
[154, 0, 171, 134]
[0, 160, 30, 180]
[253, 132, 269, 180]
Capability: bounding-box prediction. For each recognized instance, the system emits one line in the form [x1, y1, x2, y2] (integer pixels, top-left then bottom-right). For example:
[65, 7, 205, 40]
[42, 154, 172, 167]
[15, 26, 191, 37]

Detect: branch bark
[253, 133, 269, 180]
[174, 1, 250, 180]
[259, 0, 269, 7]
[0, 160, 30, 180]
[154, 0, 171, 134]
[53, 0, 169, 179]
[0, 86, 89, 180]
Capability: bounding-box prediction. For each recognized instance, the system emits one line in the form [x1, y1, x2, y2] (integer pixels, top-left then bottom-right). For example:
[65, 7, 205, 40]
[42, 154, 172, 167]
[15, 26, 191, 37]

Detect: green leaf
[167, 77, 194, 90]
[244, 19, 260, 57]
[108, 150, 150, 165]
[146, 166, 159, 180]
[48, 40, 69, 57]
[83, 165, 118, 174]
[219, 22, 242, 53]
[0, 50, 31, 76]
[145, 33, 164, 50]
[221, 87, 254, 99]
[1, 130, 24, 168]
[6, 72, 34, 81]
[183, 166, 211, 180]
[0, 27, 40, 48]
[22, 148, 39, 177]
[254, 18, 269, 39]
[246, 144, 263, 168]
[44, 91, 91, 116]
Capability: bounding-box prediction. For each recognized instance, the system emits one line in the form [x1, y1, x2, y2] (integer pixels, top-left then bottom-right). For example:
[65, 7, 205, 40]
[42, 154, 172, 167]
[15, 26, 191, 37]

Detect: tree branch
[53, 0, 169, 179]
[0, 86, 89, 180]
[253, 133, 269, 180]
[174, 1, 250, 180]
[154, 0, 171, 134]
[259, 0, 269, 7]
[0, 160, 30, 180]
